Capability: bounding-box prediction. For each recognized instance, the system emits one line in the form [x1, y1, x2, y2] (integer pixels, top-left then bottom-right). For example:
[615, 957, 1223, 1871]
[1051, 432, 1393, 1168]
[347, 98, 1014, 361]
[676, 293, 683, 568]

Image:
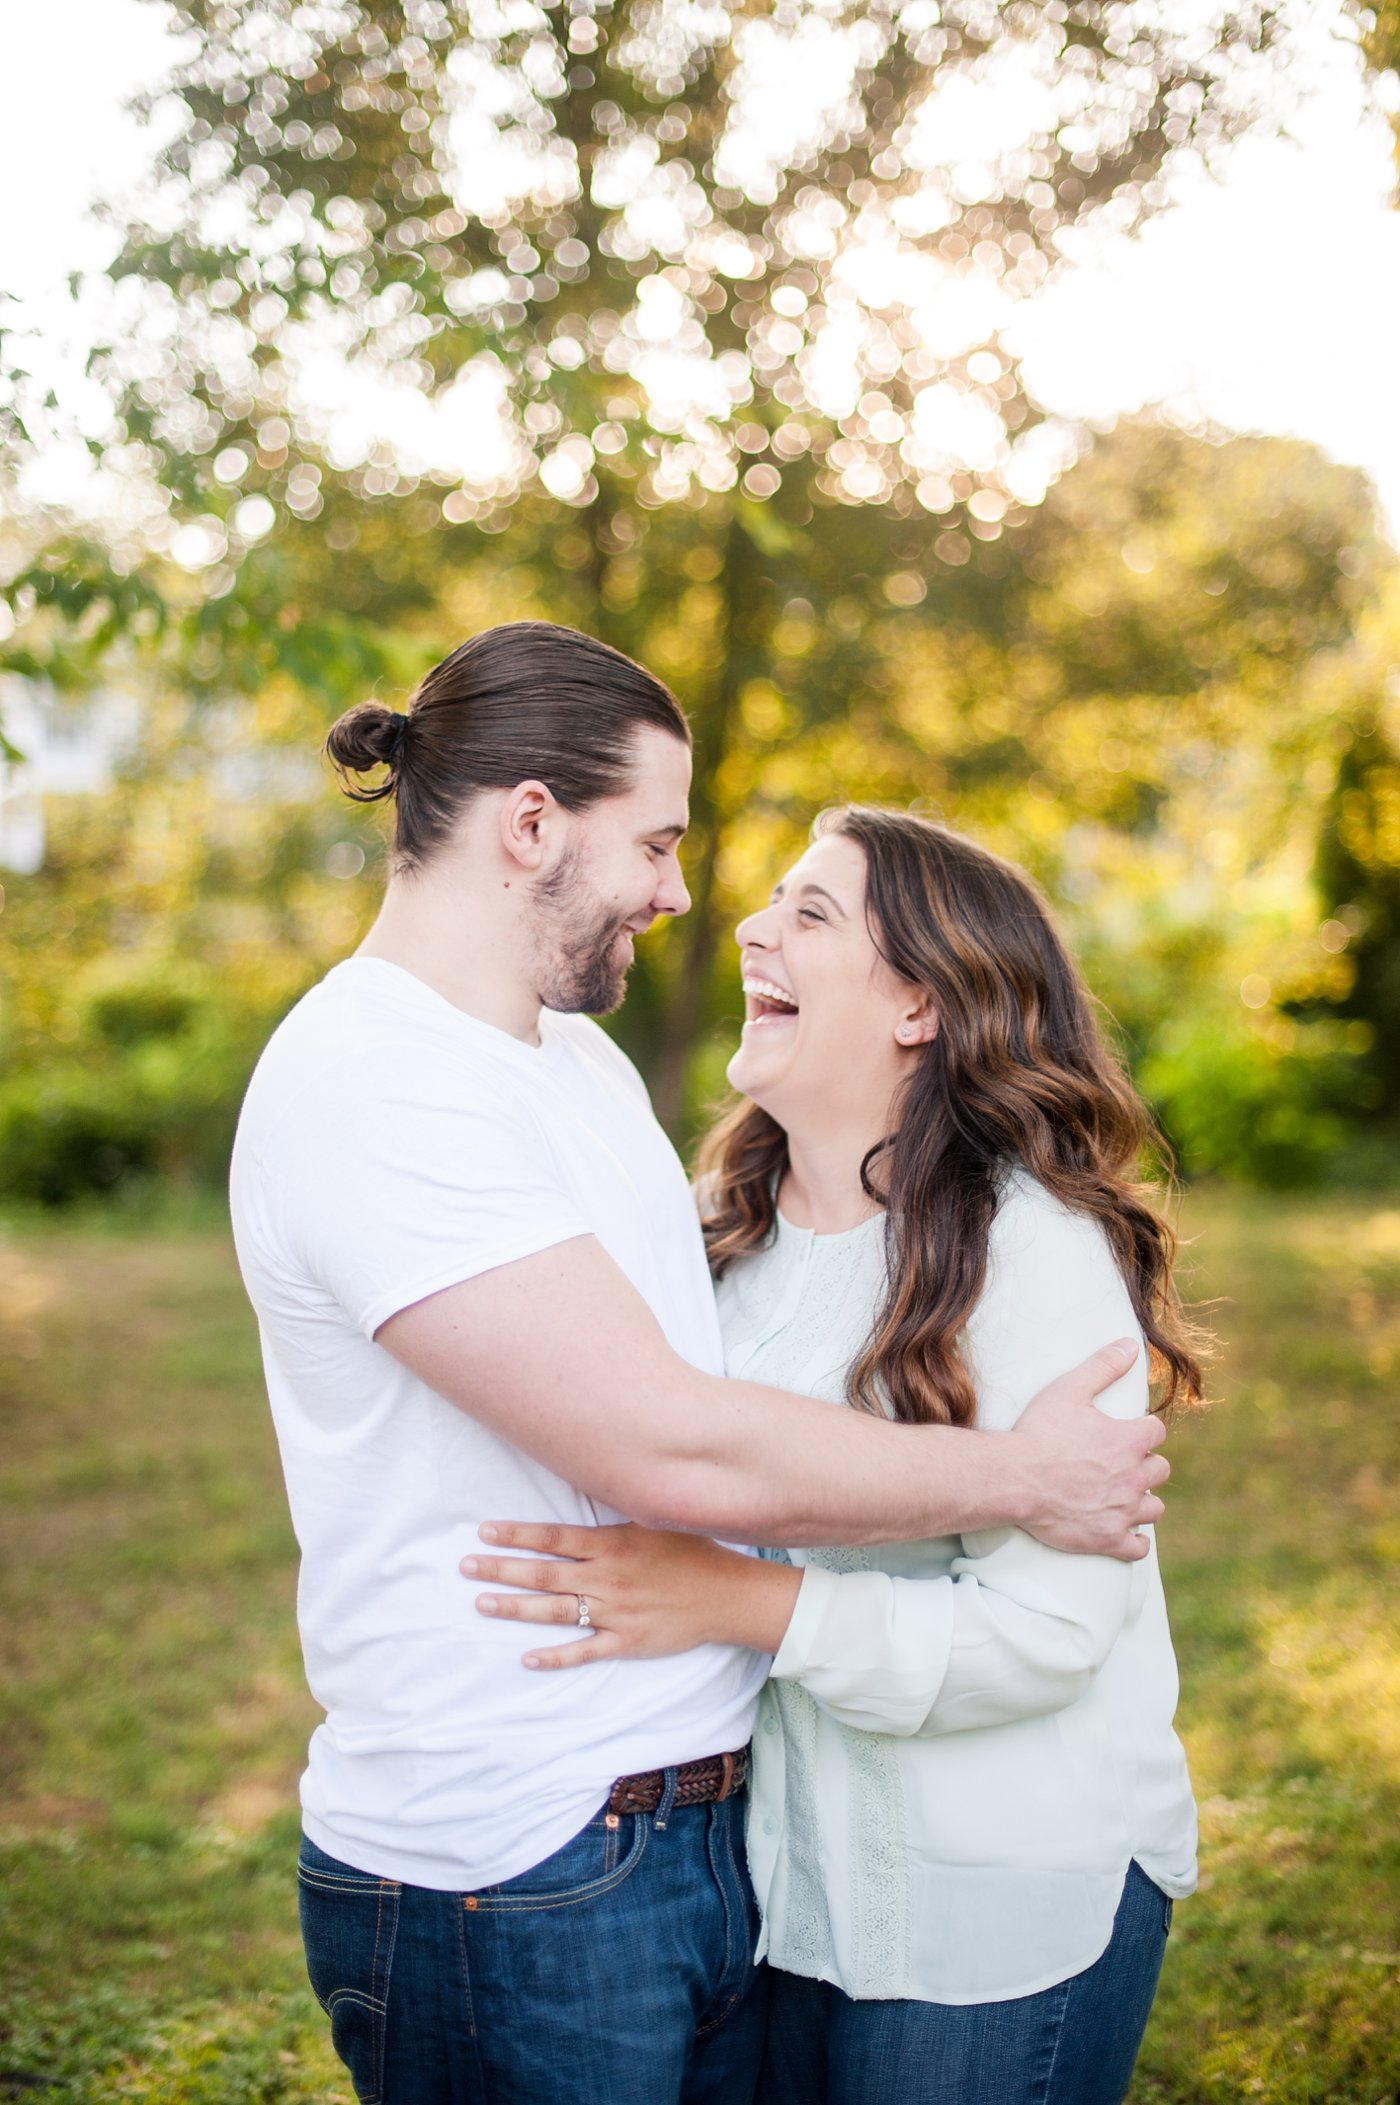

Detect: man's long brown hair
[324, 621, 690, 871]
[697, 806, 1205, 1426]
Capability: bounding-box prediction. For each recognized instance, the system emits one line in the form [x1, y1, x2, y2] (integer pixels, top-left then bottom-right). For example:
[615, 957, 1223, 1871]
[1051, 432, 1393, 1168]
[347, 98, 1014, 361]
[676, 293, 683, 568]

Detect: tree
[1361, 0, 1400, 179]
[1308, 575, 1400, 1120]
[4, 414, 1391, 1199]
[69, 0, 1313, 1121]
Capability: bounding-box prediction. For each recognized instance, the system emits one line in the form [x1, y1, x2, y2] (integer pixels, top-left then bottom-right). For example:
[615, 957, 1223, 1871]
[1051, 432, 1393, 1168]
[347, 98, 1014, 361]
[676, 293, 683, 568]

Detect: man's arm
[377, 1234, 1167, 1559]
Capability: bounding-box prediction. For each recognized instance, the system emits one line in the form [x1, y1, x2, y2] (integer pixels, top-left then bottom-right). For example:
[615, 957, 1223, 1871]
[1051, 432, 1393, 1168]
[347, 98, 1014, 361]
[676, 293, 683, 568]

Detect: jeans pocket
[473, 1808, 649, 1914]
[297, 1840, 401, 2104]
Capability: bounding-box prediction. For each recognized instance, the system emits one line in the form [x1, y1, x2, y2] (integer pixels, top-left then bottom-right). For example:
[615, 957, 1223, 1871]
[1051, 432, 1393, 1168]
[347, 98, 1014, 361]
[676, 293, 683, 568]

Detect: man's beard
[534, 848, 634, 1015]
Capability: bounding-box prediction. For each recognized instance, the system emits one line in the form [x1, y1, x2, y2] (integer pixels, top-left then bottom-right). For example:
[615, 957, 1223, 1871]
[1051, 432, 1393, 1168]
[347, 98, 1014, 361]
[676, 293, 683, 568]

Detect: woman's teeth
[742, 976, 799, 1019]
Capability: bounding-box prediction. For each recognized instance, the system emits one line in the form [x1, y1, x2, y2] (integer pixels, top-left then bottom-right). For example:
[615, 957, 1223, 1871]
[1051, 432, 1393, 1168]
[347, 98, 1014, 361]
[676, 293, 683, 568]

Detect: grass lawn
[1, 1186, 1398, 2103]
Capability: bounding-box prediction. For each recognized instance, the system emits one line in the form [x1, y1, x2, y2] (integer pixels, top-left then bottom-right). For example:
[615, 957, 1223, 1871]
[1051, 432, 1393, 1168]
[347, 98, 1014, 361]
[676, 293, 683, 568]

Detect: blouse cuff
[770, 1564, 959, 1737]
[771, 1563, 845, 1681]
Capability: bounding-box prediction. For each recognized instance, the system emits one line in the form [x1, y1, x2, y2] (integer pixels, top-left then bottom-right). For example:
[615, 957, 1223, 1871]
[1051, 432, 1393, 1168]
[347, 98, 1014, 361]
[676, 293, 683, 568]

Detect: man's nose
[656, 857, 691, 917]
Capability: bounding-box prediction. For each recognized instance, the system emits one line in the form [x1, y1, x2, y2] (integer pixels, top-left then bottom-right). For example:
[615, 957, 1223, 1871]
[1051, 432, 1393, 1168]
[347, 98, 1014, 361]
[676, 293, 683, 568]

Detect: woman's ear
[894, 995, 939, 1048]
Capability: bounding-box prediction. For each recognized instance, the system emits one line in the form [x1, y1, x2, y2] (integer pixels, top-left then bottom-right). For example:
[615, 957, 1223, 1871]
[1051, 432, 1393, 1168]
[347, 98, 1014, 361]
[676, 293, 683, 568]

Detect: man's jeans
[758, 1858, 1173, 2105]
[297, 1782, 766, 2105]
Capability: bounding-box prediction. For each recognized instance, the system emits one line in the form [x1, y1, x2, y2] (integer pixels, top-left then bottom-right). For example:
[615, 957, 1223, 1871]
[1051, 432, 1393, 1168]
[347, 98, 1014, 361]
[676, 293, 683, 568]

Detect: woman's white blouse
[719, 1168, 1197, 2005]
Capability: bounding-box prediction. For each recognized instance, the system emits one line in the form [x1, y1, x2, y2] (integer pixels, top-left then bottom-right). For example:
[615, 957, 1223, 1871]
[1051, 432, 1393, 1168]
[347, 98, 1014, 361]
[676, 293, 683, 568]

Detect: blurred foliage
[2, 417, 1397, 1200]
[94, 0, 1297, 529]
[0, 748, 384, 1203]
[1312, 706, 1400, 1117]
[1363, 0, 1400, 180]
[1138, 1023, 1356, 1193]
[4, 0, 1329, 1112]
[0, 1, 1396, 1197]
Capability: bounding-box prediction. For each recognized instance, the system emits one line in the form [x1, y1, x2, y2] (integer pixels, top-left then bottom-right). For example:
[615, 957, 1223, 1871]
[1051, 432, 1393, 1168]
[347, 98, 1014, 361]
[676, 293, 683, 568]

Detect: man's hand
[1010, 1341, 1168, 1561]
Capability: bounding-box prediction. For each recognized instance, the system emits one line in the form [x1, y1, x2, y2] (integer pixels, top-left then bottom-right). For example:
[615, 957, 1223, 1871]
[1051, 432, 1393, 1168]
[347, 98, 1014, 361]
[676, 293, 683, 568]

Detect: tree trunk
[648, 507, 748, 1137]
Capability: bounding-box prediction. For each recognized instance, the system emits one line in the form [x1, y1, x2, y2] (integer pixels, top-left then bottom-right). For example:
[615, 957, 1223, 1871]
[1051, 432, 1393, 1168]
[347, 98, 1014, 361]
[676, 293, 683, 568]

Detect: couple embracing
[230, 619, 1199, 2105]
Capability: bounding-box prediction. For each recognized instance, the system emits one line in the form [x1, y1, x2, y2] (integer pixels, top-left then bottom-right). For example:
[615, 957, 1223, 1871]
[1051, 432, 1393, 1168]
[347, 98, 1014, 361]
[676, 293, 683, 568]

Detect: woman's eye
[797, 908, 827, 925]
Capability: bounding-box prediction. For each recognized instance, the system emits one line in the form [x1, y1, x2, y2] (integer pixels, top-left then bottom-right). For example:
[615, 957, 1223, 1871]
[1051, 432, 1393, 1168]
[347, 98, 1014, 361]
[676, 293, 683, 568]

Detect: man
[230, 620, 1166, 2105]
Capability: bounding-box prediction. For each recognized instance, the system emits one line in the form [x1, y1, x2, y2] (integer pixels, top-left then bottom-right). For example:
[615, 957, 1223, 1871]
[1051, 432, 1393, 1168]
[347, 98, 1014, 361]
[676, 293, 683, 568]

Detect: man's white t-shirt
[229, 956, 766, 1891]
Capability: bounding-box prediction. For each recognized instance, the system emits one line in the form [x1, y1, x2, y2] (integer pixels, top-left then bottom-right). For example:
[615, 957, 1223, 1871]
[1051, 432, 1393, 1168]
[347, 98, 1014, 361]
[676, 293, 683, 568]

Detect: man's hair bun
[324, 703, 407, 802]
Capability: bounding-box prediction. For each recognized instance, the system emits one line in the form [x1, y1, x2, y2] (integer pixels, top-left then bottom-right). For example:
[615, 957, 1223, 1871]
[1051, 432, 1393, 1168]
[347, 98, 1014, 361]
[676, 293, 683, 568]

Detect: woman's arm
[461, 1523, 803, 1668]
[463, 1184, 1156, 1696]
[766, 1522, 1138, 1737]
[766, 1183, 1149, 1735]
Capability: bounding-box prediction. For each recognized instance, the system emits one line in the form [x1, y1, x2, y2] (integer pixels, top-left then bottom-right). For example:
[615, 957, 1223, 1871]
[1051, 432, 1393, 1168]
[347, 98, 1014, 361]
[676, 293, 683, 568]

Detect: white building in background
[0, 678, 140, 872]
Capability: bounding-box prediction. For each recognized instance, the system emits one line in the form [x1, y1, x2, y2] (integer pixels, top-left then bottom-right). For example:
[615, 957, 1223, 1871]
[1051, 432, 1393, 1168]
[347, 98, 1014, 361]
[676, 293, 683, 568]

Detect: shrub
[78, 956, 211, 1049]
[1140, 1015, 1357, 1188]
[0, 1062, 164, 1205]
[0, 959, 301, 1205]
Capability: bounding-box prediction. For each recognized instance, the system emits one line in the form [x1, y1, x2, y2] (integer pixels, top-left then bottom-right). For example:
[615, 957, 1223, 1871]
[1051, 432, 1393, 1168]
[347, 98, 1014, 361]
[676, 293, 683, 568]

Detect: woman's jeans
[759, 1859, 1174, 2105]
[297, 1784, 766, 2105]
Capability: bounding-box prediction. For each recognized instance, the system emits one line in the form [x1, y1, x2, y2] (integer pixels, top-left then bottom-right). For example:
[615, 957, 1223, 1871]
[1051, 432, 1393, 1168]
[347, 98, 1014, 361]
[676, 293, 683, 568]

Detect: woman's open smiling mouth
[742, 975, 800, 1027]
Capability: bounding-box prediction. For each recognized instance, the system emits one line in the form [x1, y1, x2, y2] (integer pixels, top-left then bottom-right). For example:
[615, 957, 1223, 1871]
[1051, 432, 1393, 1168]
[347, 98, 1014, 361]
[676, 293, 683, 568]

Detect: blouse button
[763, 1715, 779, 1735]
[763, 1817, 778, 1836]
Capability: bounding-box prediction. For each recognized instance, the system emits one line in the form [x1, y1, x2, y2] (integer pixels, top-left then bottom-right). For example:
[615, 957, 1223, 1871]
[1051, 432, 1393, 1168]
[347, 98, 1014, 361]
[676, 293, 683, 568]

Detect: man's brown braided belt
[608, 1747, 749, 1817]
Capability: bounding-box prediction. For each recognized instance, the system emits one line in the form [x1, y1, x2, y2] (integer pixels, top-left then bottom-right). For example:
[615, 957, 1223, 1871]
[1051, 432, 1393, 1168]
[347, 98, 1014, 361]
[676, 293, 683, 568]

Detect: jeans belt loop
[655, 1765, 679, 1831]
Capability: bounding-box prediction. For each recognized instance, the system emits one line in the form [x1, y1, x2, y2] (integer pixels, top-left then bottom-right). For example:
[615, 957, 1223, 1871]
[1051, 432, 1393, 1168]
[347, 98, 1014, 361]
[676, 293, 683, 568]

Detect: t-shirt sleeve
[260, 1051, 591, 1338]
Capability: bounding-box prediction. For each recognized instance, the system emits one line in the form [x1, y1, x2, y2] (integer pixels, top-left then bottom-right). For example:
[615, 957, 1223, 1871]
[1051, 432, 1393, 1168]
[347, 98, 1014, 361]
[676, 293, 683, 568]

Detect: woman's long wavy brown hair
[698, 806, 1206, 1426]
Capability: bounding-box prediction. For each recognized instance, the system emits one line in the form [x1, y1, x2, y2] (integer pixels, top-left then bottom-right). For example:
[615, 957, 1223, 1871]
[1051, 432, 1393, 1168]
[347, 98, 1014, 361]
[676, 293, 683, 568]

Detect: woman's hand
[460, 1521, 803, 1671]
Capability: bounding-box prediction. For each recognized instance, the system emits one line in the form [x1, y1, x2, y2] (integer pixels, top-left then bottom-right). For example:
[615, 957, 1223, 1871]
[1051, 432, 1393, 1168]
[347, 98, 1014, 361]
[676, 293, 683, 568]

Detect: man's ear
[499, 781, 555, 872]
[894, 993, 939, 1048]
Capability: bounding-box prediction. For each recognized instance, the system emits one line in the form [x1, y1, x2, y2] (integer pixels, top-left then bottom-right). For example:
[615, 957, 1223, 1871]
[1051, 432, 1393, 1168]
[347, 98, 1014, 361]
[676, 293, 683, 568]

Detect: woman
[462, 807, 1202, 2104]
